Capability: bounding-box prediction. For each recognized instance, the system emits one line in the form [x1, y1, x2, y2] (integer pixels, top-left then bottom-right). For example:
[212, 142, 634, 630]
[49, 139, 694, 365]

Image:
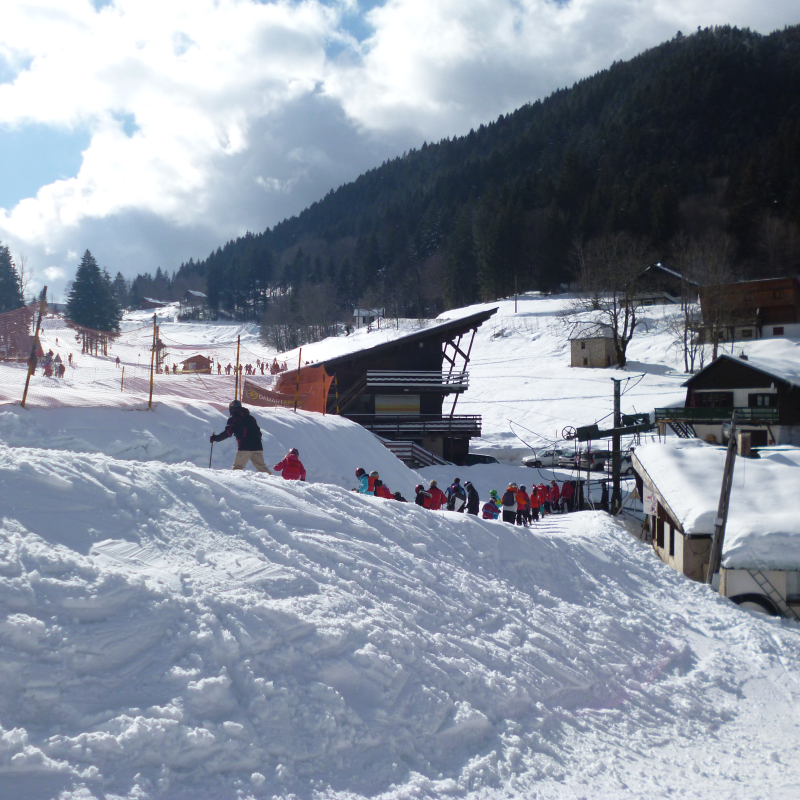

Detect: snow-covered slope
[1, 443, 800, 800]
[0, 404, 420, 493]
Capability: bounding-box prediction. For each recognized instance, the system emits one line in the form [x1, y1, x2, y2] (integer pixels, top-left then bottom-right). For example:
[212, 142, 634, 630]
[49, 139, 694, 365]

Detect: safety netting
[0, 308, 298, 411]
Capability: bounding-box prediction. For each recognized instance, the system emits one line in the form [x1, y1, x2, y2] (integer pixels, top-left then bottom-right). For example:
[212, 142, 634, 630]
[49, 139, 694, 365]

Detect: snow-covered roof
[684, 353, 800, 389]
[569, 323, 614, 340]
[634, 438, 800, 569]
[185, 290, 207, 298]
[141, 297, 168, 305]
[353, 308, 383, 317]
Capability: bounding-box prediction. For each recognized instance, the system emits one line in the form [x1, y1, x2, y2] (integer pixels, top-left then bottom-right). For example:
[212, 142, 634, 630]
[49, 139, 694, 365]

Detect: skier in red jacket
[273, 448, 306, 481]
[427, 480, 447, 510]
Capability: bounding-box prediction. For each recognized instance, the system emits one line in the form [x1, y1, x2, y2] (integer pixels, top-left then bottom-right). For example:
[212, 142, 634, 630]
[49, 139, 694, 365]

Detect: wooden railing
[655, 407, 779, 424]
[346, 414, 482, 437]
[364, 371, 469, 391]
[376, 437, 450, 467]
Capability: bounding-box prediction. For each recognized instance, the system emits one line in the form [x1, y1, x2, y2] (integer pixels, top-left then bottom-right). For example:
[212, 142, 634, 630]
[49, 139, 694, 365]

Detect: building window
[669, 525, 675, 557]
[773, 290, 785, 300]
[695, 391, 734, 408]
[744, 293, 755, 302]
[741, 329, 753, 339]
[580, 341, 586, 349]
[773, 326, 784, 336]
[583, 358, 588, 366]
[748, 393, 777, 408]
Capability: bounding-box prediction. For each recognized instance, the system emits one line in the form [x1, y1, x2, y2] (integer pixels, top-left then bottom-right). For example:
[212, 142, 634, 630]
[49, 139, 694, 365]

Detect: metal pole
[514, 275, 517, 314]
[611, 378, 622, 513]
[234, 335, 241, 401]
[209, 439, 214, 469]
[21, 287, 47, 409]
[707, 414, 738, 584]
[148, 313, 156, 410]
[121, 366, 125, 392]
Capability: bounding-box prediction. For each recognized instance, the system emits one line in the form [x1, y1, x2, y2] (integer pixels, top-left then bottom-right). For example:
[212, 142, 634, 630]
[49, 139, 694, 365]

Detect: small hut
[180, 354, 213, 374]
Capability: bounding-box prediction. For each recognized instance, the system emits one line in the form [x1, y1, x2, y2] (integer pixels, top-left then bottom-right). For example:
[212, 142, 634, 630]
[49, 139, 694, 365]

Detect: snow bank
[2, 444, 800, 799]
[635, 439, 800, 569]
[0, 404, 420, 494]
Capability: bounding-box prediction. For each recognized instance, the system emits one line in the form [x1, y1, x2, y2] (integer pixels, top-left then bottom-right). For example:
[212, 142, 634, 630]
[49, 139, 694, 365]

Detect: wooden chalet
[698, 276, 800, 342]
[655, 354, 800, 446]
[180, 354, 213, 374]
[633, 263, 697, 306]
[322, 308, 498, 465]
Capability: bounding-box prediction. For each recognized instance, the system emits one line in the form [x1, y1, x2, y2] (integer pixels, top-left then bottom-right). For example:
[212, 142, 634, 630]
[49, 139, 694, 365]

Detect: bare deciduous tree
[671, 230, 738, 360]
[563, 232, 652, 368]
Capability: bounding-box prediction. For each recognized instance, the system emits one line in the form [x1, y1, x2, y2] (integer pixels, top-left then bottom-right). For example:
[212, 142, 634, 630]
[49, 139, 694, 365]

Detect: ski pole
[209, 437, 214, 469]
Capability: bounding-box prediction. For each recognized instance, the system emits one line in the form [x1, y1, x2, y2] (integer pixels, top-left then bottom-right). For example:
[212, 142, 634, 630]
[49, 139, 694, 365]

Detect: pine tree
[66, 250, 122, 332]
[0, 244, 24, 313]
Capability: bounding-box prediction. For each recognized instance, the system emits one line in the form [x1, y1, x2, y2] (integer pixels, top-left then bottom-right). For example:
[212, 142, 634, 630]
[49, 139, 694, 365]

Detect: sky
[0, 1, 798, 301]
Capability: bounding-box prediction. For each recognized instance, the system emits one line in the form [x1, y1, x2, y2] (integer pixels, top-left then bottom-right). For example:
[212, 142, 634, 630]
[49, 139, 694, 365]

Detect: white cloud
[0, 0, 796, 300]
[44, 266, 66, 281]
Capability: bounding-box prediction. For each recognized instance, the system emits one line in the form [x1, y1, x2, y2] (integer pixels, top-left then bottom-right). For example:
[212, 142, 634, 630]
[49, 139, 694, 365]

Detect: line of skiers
[211, 400, 578, 523]
[355, 468, 407, 502]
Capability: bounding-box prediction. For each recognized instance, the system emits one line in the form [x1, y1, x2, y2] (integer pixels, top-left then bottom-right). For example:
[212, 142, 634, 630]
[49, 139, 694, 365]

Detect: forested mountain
[143, 25, 800, 328]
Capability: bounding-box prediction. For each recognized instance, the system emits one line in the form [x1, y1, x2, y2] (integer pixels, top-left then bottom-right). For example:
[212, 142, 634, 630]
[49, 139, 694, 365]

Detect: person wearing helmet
[415, 484, 431, 507]
[501, 483, 518, 523]
[273, 447, 306, 481]
[356, 467, 373, 495]
[210, 400, 271, 473]
[482, 490, 501, 519]
[445, 477, 467, 512]
[515, 484, 530, 526]
[464, 480, 480, 515]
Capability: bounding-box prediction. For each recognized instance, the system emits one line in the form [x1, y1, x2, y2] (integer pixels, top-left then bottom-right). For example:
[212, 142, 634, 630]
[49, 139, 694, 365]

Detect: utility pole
[706, 414, 738, 585]
[148, 313, 156, 410]
[610, 378, 622, 514]
[21, 286, 47, 409]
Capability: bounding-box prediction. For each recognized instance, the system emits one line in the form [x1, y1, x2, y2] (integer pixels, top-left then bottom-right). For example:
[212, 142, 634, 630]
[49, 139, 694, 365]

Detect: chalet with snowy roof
[179, 354, 213, 374]
[353, 308, 384, 328]
[181, 290, 207, 307]
[319, 308, 498, 465]
[655, 354, 800, 447]
[569, 325, 615, 368]
[632, 263, 697, 306]
[633, 439, 800, 618]
[138, 297, 169, 310]
[698, 276, 800, 342]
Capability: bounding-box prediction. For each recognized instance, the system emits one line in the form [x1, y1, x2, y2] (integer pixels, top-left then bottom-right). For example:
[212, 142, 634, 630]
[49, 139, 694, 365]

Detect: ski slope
[1, 443, 800, 800]
[2, 293, 800, 799]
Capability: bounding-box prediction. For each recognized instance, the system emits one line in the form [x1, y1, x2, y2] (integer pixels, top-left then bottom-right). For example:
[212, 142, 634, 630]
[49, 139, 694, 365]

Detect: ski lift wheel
[562, 426, 577, 441]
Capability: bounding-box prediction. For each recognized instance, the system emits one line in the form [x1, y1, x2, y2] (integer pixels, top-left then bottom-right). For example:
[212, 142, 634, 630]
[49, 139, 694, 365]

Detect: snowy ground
[1, 295, 800, 799]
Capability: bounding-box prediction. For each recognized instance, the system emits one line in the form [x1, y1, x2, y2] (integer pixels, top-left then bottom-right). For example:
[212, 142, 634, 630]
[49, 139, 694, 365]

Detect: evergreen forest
[129, 25, 800, 340]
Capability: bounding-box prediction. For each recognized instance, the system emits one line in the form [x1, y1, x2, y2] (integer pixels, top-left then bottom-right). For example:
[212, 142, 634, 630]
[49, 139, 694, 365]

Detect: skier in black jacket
[210, 400, 272, 473]
[464, 481, 480, 515]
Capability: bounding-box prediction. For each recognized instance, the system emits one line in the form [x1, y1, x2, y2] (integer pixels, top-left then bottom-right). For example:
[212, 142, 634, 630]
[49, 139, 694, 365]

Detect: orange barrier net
[242, 364, 333, 413]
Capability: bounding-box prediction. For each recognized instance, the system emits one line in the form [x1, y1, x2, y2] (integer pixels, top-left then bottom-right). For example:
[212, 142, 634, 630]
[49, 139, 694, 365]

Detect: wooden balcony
[364, 370, 469, 392]
[655, 407, 779, 424]
[345, 414, 482, 438]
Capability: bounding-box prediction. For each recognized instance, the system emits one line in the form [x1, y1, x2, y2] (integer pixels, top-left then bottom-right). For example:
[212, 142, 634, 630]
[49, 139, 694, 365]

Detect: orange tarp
[243, 364, 333, 414]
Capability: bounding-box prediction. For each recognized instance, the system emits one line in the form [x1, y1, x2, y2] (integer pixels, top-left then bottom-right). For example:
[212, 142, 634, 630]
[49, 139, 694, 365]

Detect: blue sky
[0, 0, 798, 300]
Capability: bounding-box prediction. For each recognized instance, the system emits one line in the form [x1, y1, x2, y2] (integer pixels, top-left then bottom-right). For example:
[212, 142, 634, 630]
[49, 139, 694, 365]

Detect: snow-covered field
[1, 294, 800, 800]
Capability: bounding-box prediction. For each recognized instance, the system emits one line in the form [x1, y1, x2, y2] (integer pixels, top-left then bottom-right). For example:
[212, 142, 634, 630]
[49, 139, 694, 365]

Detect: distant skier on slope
[273, 448, 306, 481]
[210, 400, 272, 473]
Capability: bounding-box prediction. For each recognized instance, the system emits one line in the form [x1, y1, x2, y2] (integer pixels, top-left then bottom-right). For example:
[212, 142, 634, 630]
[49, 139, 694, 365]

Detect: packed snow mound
[2, 445, 800, 799]
[0, 404, 421, 494]
[635, 439, 800, 569]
